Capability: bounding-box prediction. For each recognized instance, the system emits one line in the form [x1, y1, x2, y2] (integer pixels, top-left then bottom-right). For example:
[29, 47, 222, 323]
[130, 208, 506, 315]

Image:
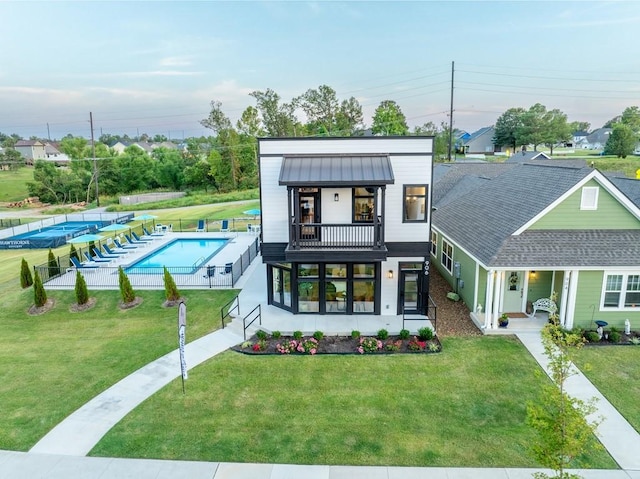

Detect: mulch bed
[233, 334, 442, 355]
[583, 331, 640, 347]
[27, 298, 56, 316]
[69, 297, 97, 313]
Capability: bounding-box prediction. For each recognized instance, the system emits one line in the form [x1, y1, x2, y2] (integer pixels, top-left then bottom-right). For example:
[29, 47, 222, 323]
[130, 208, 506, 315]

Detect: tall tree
[371, 100, 409, 136]
[568, 121, 590, 133]
[236, 106, 264, 137]
[543, 109, 572, 155]
[604, 123, 637, 158]
[518, 103, 548, 151]
[620, 106, 640, 134]
[200, 101, 232, 135]
[250, 88, 299, 137]
[493, 107, 526, 153]
[60, 136, 89, 160]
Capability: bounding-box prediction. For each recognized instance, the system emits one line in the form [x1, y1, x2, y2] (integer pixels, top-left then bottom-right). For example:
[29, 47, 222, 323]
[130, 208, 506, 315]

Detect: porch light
[387, 270, 394, 279]
[334, 193, 339, 202]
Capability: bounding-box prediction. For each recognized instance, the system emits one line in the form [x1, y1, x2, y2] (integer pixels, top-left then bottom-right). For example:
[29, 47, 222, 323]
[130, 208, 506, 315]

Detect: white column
[492, 271, 504, 329]
[565, 270, 579, 329]
[485, 270, 494, 329]
[559, 271, 571, 327]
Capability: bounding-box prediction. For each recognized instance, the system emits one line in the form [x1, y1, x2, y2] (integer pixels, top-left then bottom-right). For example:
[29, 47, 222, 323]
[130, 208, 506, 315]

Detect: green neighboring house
[431, 160, 640, 331]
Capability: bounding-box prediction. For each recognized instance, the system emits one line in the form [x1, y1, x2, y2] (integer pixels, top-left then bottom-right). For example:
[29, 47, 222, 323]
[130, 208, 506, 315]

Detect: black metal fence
[35, 234, 260, 290]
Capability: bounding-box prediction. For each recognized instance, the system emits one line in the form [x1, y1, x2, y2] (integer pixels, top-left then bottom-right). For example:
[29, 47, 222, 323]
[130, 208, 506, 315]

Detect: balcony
[286, 218, 387, 262]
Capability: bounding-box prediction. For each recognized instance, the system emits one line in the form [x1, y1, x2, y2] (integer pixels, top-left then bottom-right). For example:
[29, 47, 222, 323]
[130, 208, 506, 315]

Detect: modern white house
[257, 137, 434, 318]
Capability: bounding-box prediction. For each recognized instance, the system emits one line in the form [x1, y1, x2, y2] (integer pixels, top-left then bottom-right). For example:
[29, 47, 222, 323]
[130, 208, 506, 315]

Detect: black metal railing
[221, 295, 240, 330]
[402, 295, 438, 333]
[242, 304, 262, 340]
[290, 221, 383, 249]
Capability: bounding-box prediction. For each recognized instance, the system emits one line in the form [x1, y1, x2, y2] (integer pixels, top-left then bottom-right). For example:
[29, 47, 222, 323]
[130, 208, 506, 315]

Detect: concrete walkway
[516, 332, 640, 471]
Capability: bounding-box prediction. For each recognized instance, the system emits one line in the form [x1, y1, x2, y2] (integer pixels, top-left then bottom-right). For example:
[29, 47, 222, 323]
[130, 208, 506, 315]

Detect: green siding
[526, 271, 554, 306]
[431, 232, 477, 311]
[530, 180, 639, 230]
[574, 271, 640, 330]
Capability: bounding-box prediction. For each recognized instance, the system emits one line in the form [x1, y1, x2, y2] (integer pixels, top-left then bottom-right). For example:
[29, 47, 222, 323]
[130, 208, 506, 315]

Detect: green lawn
[0, 167, 33, 203]
[0, 287, 237, 451]
[574, 346, 640, 433]
[91, 337, 615, 469]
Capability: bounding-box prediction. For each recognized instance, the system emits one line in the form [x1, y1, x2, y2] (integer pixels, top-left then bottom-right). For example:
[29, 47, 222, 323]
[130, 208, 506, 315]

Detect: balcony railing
[289, 219, 384, 249]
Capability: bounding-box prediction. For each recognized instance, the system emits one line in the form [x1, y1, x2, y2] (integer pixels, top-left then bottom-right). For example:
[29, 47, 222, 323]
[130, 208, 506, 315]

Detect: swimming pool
[125, 238, 228, 274]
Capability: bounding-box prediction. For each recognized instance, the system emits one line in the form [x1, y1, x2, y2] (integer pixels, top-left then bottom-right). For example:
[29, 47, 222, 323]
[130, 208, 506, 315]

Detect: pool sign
[178, 301, 187, 393]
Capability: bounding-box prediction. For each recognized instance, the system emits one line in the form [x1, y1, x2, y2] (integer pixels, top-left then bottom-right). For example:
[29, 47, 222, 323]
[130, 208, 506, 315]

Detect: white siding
[260, 137, 433, 156]
[321, 188, 352, 224]
[260, 156, 289, 243]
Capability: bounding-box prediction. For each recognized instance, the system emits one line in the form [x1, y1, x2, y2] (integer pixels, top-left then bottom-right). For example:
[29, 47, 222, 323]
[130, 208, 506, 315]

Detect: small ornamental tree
[163, 266, 181, 302]
[47, 249, 60, 277]
[33, 270, 47, 308]
[118, 266, 136, 304]
[69, 244, 79, 266]
[526, 323, 602, 479]
[74, 270, 89, 305]
[20, 258, 33, 288]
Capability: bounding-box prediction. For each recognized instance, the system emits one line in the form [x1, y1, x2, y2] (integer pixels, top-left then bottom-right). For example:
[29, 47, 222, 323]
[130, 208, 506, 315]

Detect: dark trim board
[285, 248, 388, 262]
[386, 242, 431, 257]
[261, 243, 287, 262]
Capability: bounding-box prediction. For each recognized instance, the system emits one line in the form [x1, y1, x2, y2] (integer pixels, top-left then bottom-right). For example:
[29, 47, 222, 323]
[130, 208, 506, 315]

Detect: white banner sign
[178, 301, 187, 381]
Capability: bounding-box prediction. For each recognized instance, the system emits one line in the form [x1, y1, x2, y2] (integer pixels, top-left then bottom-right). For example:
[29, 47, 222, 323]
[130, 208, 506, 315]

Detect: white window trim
[580, 186, 599, 210]
[441, 239, 454, 274]
[430, 231, 437, 257]
[600, 271, 640, 311]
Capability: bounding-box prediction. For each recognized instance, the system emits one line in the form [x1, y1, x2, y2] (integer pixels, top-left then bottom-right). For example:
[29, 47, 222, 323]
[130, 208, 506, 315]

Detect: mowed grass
[574, 346, 640, 433]
[0, 167, 33, 203]
[91, 337, 615, 469]
[0, 286, 238, 451]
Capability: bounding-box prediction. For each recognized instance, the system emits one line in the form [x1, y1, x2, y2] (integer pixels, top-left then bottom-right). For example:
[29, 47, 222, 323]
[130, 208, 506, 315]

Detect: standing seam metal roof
[278, 155, 395, 186]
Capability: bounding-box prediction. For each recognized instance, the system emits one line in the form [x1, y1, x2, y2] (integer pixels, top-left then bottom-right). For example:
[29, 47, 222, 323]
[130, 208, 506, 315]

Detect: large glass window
[403, 185, 428, 222]
[326, 264, 347, 313]
[298, 264, 319, 312]
[602, 273, 640, 309]
[353, 187, 375, 223]
[441, 240, 453, 274]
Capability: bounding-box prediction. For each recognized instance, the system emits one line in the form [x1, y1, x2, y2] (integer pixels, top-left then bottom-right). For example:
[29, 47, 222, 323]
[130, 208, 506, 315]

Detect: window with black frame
[353, 187, 374, 223]
[403, 185, 428, 222]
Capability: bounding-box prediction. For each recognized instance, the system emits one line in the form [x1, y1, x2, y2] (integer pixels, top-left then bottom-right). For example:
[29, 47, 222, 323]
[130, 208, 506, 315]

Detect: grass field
[90, 336, 615, 468]
[0, 167, 33, 203]
[574, 346, 640, 434]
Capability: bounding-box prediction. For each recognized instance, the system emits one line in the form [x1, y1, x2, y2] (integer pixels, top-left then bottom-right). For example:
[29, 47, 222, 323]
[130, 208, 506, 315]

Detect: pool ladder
[193, 256, 206, 269]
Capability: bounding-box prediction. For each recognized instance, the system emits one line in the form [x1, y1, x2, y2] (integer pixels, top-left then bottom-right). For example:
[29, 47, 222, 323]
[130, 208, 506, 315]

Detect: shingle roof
[491, 229, 640, 268]
[607, 175, 640, 208]
[505, 151, 551, 163]
[279, 155, 394, 186]
[433, 162, 594, 265]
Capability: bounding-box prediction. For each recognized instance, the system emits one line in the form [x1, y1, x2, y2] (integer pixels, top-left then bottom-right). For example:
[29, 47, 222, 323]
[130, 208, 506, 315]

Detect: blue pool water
[125, 238, 228, 274]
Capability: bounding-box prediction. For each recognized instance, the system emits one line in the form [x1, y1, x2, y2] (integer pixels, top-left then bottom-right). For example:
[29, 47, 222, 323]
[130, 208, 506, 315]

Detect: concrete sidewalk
[2, 451, 639, 479]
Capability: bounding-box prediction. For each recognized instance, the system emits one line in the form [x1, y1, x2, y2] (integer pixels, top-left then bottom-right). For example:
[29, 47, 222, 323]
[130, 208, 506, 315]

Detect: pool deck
[44, 232, 260, 290]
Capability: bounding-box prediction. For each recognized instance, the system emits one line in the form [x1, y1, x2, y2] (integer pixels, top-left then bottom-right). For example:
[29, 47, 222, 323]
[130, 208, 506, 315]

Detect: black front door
[399, 270, 422, 315]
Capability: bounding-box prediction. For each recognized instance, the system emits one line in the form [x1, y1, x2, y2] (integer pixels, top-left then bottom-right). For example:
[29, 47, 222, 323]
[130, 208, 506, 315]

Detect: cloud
[159, 56, 193, 67]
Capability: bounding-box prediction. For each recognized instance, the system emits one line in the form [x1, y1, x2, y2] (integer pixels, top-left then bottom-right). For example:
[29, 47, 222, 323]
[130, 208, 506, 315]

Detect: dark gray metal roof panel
[490, 230, 640, 267]
[279, 155, 394, 186]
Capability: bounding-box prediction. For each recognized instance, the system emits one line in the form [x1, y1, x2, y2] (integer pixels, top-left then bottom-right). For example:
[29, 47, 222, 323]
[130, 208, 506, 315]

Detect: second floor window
[403, 185, 428, 222]
[353, 187, 374, 223]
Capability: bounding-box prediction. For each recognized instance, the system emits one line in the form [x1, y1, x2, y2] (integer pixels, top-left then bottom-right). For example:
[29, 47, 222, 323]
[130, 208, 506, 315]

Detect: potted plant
[499, 313, 509, 328]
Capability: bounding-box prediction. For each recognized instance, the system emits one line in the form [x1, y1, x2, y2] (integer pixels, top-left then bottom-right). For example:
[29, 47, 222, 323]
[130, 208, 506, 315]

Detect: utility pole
[90, 112, 100, 207]
[447, 61, 455, 162]
[46, 123, 51, 141]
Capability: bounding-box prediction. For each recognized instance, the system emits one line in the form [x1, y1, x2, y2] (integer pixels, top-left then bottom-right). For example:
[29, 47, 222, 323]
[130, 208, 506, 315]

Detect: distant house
[44, 142, 70, 165]
[578, 128, 612, 150]
[461, 126, 501, 155]
[15, 140, 46, 163]
[570, 130, 589, 147]
[505, 151, 551, 163]
[151, 141, 178, 150]
[432, 160, 640, 332]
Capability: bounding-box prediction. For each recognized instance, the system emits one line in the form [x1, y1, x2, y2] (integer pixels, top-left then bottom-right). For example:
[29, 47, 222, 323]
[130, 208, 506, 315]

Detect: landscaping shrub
[276, 338, 297, 354]
[271, 330, 282, 339]
[297, 337, 319, 355]
[357, 337, 382, 354]
[74, 271, 89, 305]
[417, 327, 434, 341]
[408, 337, 426, 351]
[256, 330, 268, 340]
[252, 340, 267, 352]
[351, 330, 361, 339]
[399, 329, 410, 340]
[162, 266, 181, 302]
[585, 331, 600, 343]
[33, 270, 47, 308]
[293, 330, 303, 340]
[313, 330, 324, 341]
[385, 340, 402, 351]
[118, 266, 136, 304]
[609, 331, 621, 343]
[20, 258, 33, 289]
[47, 249, 60, 277]
[377, 328, 389, 340]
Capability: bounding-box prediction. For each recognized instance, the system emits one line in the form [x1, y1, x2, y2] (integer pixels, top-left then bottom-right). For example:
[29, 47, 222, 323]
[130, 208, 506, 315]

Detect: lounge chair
[196, 220, 206, 232]
[220, 219, 229, 233]
[203, 265, 216, 278]
[125, 234, 147, 245]
[93, 247, 119, 259]
[114, 238, 137, 250]
[84, 251, 110, 263]
[219, 262, 233, 275]
[142, 226, 163, 238]
[103, 244, 128, 256]
[131, 231, 153, 242]
[70, 256, 99, 269]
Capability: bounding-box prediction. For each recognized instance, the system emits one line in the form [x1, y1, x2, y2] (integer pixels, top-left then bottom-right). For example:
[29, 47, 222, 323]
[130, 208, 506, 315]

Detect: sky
[1, 0, 640, 140]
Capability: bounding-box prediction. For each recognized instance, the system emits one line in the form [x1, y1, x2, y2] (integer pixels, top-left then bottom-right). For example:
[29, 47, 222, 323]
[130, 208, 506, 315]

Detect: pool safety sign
[178, 302, 188, 392]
